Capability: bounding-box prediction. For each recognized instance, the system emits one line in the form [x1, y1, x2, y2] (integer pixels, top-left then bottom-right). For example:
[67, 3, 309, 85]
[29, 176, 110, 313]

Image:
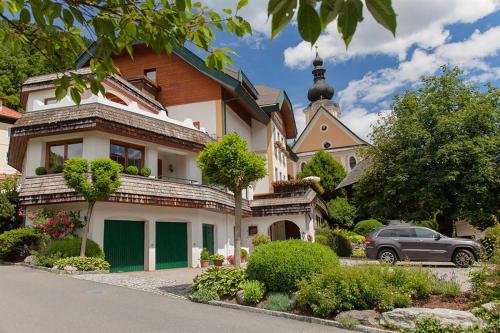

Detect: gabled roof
[292, 105, 368, 151]
[0, 104, 22, 123]
[256, 85, 297, 138]
[336, 159, 371, 189]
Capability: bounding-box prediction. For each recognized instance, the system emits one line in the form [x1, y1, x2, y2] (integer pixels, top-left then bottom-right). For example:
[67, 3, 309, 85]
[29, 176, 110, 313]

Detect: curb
[17, 262, 109, 275]
[207, 301, 396, 333]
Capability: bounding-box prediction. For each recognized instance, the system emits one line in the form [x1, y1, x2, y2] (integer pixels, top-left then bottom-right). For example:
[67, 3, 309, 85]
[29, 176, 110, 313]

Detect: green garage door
[156, 222, 188, 270]
[104, 220, 144, 273]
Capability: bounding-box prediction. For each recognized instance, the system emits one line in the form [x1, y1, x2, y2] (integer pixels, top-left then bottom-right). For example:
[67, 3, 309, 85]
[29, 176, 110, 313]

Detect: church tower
[303, 51, 340, 124]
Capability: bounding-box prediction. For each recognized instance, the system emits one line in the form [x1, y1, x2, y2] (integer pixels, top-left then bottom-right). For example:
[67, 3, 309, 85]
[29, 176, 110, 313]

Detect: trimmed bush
[240, 248, 248, 259]
[0, 228, 47, 262]
[192, 267, 246, 296]
[246, 240, 339, 292]
[264, 293, 292, 311]
[353, 219, 383, 236]
[315, 227, 353, 257]
[53, 256, 110, 271]
[31, 252, 61, 267]
[35, 166, 47, 176]
[188, 288, 220, 303]
[315, 234, 328, 246]
[140, 167, 152, 177]
[44, 237, 104, 258]
[126, 165, 139, 175]
[241, 280, 265, 304]
[327, 197, 356, 228]
[251, 234, 270, 247]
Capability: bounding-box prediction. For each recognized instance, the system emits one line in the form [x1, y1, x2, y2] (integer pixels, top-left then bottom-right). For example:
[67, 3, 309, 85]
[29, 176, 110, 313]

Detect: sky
[202, 0, 500, 142]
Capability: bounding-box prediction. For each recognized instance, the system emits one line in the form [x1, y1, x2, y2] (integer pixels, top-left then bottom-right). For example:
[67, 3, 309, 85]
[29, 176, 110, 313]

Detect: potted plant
[200, 248, 209, 268]
[210, 254, 225, 267]
[240, 248, 248, 263]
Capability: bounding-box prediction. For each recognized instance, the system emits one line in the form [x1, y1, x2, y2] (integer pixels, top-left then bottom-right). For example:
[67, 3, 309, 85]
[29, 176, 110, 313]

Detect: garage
[156, 222, 188, 269]
[104, 220, 145, 273]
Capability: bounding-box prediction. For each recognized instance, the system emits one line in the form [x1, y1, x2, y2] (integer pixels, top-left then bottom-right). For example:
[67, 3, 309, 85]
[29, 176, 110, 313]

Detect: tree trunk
[80, 201, 95, 257]
[234, 190, 242, 267]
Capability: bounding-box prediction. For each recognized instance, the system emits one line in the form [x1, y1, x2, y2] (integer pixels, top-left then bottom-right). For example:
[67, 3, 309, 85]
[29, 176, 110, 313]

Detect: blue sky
[203, 0, 500, 141]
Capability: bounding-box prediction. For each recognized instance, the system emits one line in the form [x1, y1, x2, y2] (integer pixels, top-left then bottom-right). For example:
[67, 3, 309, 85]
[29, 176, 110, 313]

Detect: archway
[269, 220, 301, 241]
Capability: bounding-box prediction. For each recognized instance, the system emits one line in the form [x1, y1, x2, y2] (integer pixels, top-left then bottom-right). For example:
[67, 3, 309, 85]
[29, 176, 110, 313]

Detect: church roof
[336, 159, 371, 189]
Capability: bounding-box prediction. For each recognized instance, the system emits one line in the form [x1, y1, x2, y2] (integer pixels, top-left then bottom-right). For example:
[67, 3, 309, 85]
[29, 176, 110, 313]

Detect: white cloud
[292, 104, 307, 134]
[340, 108, 391, 142]
[284, 0, 500, 69]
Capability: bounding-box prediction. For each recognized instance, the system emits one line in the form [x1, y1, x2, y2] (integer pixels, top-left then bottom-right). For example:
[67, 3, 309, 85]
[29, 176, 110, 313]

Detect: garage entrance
[104, 220, 145, 273]
[156, 222, 188, 269]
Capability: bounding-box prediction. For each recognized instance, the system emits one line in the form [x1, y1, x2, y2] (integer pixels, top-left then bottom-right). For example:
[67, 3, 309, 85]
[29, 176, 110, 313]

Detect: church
[291, 52, 369, 176]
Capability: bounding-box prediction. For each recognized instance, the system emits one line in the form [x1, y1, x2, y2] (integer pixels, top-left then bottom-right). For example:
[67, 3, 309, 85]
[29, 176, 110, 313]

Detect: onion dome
[307, 51, 334, 102]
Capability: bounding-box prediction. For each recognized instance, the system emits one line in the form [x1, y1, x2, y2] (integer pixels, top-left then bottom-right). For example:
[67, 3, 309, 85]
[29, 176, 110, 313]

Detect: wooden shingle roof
[251, 188, 327, 216]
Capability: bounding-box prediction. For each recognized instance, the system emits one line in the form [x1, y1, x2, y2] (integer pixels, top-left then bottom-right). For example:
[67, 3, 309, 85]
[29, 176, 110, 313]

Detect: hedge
[0, 228, 47, 262]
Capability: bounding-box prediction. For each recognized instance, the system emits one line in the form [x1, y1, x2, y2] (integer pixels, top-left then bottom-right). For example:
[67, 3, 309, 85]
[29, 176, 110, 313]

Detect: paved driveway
[0, 265, 352, 333]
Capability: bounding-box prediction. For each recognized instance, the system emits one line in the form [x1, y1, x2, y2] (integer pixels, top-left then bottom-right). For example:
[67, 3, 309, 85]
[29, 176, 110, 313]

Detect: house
[291, 52, 368, 175]
[0, 98, 22, 180]
[9, 44, 327, 272]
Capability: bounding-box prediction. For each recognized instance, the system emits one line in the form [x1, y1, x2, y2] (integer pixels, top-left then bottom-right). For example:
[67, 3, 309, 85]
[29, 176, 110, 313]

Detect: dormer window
[144, 68, 157, 83]
[44, 97, 57, 105]
[323, 141, 332, 149]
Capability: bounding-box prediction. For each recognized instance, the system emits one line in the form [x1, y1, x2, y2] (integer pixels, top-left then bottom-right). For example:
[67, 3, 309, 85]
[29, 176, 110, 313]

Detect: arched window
[320, 124, 328, 132]
[300, 162, 306, 172]
[349, 156, 357, 169]
[105, 92, 128, 105]
[323, 141, 332, 149]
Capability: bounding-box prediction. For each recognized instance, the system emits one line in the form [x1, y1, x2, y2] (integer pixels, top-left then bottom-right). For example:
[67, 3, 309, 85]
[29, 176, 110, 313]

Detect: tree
[327, 197, 356, 228]
[0, 0, 397, 104]
[63, 157, 122, 256]
[0, 175, 21, 233]
[297, 150, 346, 202]
[197, 132, 266, 267]
[354, 66, 500, 234]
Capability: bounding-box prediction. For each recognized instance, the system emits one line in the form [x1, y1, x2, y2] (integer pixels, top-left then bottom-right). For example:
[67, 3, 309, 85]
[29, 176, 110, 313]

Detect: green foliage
[296, 265, 440, 318]
[269, 0, 396, 47]
[0, 1, 252, 105]
[353, 219, 383, 236]
[140, 167, 152, 177]
[0, 228, 47, 261]
[337, 315, 360, 330]
[64, 158, 122, 203]
[197, 133, 266, 192]
[43, 237, 104, 258]
[297, 151, 346, 201]
[431, 279, 461, 298]
[414, 219, 439, 231]
[209, 254, 225, 262]
[240, 248, 248, 258]
[0, 175, 21, 233]
[31, 251, 61, 267]
[188, 288, 220, 303]
[355, 67, 500, 231]
[314, 234, 328, 246]
[241, 280, 266, 304]
[315, 227, 353, 257]
[191, 267, 246, 297]
[200, 248, 210, 260]
[404, 315, 500, 333]
[483, 224, 500, 260]
[125, 165, 138, 175]
[53, 256, 110, 271]
[470, 262, 500, 305]
[264, 293, 292, 311]
[251, 234, 270, 247]
[337, 229, 365, 244]
[352, 248, 366, 257]
[246, 240, 339, 292]
[327, 197, 356, 228]
[35, 166, 47, 176]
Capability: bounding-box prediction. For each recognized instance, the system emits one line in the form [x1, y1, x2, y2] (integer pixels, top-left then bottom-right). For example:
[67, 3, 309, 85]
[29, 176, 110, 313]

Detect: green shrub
[126, 165, 139, 175]
[31, 251, 61, 267]
[246, 240, 339, 292]
[140, 167, 152, 177]
[353, 219, 383, 236]
[352, 248, 366, 257]
[315, 234, 328, 246]
[188, 288, 220, 303]
[53, 256, 110, 271]
[200, 248, 209, 260]
[315, 227, 353, 257]
[192, 267, 246, 296]
[483, 224, 500, 261]
[0, 228, 48, 262]
[251, 234, 270, 247]
[337, 315, 360, 330]
[337, 229, 365, 244]
[264, 293, 291, 311]
[209, 254, 225, 261]
[406, 316, 499, 333]
[470, 262, 500, 305]
[240, 248, 248, 258]
[241, 280, 265, 304]
[431, 279, 461, 298]
[43, 237, 104, 258]
[35, 166, 47, 176]
[327, 197, 356, 228]
[381, 266, 435, 299]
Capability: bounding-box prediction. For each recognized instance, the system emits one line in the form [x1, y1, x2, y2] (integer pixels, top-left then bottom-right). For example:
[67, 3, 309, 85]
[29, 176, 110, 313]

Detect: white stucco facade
[0, 122, 18, 175]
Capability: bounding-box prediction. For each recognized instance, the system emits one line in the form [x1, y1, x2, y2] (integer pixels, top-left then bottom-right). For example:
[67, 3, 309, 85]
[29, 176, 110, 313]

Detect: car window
[414, 228, 436, 238]
[378, 229, 396, 237]
[393, 228, 415, 237]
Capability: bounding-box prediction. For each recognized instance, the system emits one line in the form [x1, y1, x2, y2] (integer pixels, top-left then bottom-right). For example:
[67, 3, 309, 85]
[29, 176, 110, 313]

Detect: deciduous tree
[327, 196, 356, 228]
[197, 132, 266, 267]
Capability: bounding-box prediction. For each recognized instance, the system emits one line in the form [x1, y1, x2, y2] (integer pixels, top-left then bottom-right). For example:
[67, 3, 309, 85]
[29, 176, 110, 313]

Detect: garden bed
[19, 262, 109, 275]
[412, 293, 472, 311]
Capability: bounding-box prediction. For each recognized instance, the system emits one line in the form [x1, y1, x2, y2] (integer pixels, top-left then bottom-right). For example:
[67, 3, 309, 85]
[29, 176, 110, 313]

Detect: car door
[414, 228, 449, 261]
[392, 228, 418, 260]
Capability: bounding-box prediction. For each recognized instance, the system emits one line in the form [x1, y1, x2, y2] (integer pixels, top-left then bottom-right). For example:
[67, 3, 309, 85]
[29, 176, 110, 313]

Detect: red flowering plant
[28, 209, 83, 239]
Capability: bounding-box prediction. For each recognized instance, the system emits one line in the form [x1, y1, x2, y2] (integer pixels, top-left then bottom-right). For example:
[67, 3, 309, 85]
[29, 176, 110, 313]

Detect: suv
[365, 225, 482, 267]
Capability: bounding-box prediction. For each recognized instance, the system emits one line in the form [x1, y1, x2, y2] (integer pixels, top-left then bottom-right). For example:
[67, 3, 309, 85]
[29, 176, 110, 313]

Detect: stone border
[207, 301, 396, 333]
[17, 262, 109, 275]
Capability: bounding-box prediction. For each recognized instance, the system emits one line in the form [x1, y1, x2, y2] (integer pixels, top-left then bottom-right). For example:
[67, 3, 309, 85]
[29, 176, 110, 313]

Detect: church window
[349, 156, 357, 169]
[300, 162, 306, 172]
[323, 141, 332, 149]
[320, 124, 328, 132]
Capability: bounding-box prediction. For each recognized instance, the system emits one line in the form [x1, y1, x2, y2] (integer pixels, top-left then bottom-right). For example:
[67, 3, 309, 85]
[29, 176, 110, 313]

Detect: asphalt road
[0, 265, 351, 333]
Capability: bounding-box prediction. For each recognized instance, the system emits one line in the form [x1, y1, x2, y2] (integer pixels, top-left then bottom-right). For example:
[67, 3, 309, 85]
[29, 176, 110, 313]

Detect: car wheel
[378, 249, 397, 265]
[453, 249, 475, 268]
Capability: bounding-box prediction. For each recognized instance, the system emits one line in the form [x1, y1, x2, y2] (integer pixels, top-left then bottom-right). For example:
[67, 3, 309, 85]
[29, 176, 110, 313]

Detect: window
[300, 162, 306, 172]
[349, 156, 357, 169]
[415, 228, 436, 238]
[44, 97, 57, 105]
[320, 124, 328, 132]
[110, 141, 144, 169]
[248, 226, 258, 236]
[144, 68, 157, 83]
[379, 228, 415, 238]
[323, 141, 332, 149]
[46, 140, 83, 173]
[274, 167, 278, 181]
